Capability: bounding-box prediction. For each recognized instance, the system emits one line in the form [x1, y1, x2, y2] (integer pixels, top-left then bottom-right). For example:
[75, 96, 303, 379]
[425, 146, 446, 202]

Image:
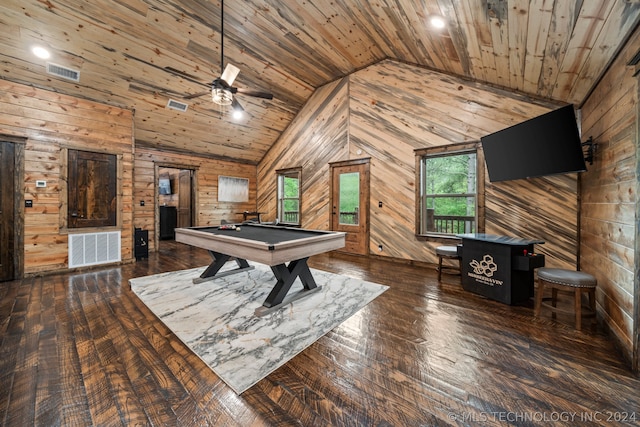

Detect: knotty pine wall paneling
[346, 60, 575, 267]
[484, 175, 580, 268]
[257, 59, 579, 267]
[258, 60, 579, 267]
[134, 148, 257, 253]
[257, 78, 350, 229]
[0, 80, 134, 275]
[580, 24, 640, 369]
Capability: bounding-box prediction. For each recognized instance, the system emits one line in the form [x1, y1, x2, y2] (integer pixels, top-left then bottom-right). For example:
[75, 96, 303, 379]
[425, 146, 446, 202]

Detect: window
[417, 142, 481, 236]
[276, 168, 301, 225]
[68, 150, 117, 228]
[338, 172, 360, 225]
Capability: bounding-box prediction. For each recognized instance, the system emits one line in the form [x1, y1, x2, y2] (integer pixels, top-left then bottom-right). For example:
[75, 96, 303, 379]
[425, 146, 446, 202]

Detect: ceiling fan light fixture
[212, 87, 233, 105]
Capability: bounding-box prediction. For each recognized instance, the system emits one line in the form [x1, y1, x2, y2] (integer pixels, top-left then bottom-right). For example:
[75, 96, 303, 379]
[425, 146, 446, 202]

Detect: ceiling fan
[183, 0, 273, 115]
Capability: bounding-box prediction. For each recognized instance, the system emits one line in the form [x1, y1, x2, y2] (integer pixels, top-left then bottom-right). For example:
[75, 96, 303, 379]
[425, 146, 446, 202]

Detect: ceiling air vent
[166, 99, 189, 112]
[46, 63, 80, 82]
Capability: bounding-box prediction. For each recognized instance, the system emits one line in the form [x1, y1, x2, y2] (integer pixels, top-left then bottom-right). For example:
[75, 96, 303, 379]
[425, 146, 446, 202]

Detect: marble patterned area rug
[130, 263, 388, 394]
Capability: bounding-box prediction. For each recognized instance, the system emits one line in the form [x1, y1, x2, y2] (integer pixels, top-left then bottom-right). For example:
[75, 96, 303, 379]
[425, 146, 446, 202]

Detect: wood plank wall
[257, 79, 350, 229]
[349, 61, 577, 268]
[484, 175, 580, 268]
[134, 148, 257, 252]
[580, 24, 640, 368]
[258, 59, 577, 269]
[0, 80, 134, 275]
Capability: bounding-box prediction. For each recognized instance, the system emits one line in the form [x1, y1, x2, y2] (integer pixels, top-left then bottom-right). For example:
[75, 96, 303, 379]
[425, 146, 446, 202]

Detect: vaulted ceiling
[1, 0, 639, 164]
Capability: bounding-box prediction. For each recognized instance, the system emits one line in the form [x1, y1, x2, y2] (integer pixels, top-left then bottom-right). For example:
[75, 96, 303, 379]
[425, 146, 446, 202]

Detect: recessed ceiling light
[32, 46, 50, 59]
[429, 15, 446, 30]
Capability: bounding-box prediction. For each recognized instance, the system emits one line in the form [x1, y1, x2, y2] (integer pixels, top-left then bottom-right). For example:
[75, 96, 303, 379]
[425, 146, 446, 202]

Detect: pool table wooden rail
[174, 225, 346, 266]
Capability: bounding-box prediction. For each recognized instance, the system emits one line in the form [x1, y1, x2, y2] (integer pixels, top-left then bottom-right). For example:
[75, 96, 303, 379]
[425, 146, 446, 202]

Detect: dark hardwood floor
[1, 240, 639, 426]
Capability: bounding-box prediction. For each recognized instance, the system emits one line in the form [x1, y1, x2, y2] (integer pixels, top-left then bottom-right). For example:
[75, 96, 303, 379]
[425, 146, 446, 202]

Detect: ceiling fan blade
[221, 63, 240, 86]
[231, 97, 244, 111]
[231, 97, 249, 120]
[183, 90, 210, 100]
[235, 88, 274, 99]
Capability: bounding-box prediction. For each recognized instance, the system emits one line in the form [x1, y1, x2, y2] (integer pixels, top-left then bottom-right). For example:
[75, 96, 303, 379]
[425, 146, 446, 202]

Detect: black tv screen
[481, 104, 586, 182]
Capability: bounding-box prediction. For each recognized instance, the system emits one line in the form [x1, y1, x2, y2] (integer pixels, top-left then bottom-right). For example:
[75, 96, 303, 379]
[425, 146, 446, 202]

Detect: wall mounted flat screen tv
[481, 104, 586, 182]
[158, 177, 172, 195]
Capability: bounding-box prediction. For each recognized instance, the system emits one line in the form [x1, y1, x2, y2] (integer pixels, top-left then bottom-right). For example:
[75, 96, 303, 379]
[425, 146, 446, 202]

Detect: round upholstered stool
[534, 267, 597, 330]
[435, 245, 461, 281]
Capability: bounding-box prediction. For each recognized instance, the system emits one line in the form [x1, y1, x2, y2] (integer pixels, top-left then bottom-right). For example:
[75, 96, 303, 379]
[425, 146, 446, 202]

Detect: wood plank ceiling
[1, 0, 639, 164]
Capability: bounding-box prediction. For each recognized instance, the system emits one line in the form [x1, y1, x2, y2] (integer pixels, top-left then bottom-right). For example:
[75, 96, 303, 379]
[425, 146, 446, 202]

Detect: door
[330, 159, 370, 255]
[0, 141, 15, 281]
[177, 169, 192, 228]
[68, 150, 117, 228]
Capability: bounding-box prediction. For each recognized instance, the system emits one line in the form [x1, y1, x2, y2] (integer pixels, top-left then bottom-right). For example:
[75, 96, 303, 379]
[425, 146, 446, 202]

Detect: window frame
[276, 167, 302, 226]
[415, 141, 484, 239]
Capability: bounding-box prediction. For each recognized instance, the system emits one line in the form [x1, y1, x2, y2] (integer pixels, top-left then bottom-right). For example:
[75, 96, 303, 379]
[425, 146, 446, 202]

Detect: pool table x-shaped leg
[264, 257, 318, 308]
[193, 250, 255, 284]
[194, 251, 322, 316]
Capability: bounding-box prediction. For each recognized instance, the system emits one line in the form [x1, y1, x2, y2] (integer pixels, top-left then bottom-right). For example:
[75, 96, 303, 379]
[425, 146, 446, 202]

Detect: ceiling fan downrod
[220, 0, 225, 76]
[212, 0, 233, 105]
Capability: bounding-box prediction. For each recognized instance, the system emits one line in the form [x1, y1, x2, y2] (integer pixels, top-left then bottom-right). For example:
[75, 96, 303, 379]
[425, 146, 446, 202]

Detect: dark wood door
[68, 150, 117, 228]
[0, 141, 15, 281]
[330, 159, 370, 255]
[177, 169, 192, 228]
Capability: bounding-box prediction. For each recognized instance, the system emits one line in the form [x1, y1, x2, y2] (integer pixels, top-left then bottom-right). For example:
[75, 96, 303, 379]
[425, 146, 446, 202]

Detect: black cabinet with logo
[457, 233, 545, 305]
[160, 206, 177, 240]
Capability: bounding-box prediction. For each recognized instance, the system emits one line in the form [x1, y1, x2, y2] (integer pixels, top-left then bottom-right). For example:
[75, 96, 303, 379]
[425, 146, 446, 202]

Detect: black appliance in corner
[134, 228, 148, 260]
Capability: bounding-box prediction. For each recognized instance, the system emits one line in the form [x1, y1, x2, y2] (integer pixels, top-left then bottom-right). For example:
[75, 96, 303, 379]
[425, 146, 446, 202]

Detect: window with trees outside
[416, 142, 481, 236]
[276, 167, 301, 225]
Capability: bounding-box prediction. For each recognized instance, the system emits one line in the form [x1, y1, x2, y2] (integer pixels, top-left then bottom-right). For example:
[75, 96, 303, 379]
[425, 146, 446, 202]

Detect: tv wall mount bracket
[582, 136, 596, 165]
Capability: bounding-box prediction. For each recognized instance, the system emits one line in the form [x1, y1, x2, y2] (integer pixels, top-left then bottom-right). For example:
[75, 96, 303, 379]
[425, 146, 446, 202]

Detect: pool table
[174, 223, 346, 315]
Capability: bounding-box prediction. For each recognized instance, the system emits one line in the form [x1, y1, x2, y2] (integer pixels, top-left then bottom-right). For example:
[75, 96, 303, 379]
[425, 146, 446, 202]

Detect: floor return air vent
[68, 231, 121, 268]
